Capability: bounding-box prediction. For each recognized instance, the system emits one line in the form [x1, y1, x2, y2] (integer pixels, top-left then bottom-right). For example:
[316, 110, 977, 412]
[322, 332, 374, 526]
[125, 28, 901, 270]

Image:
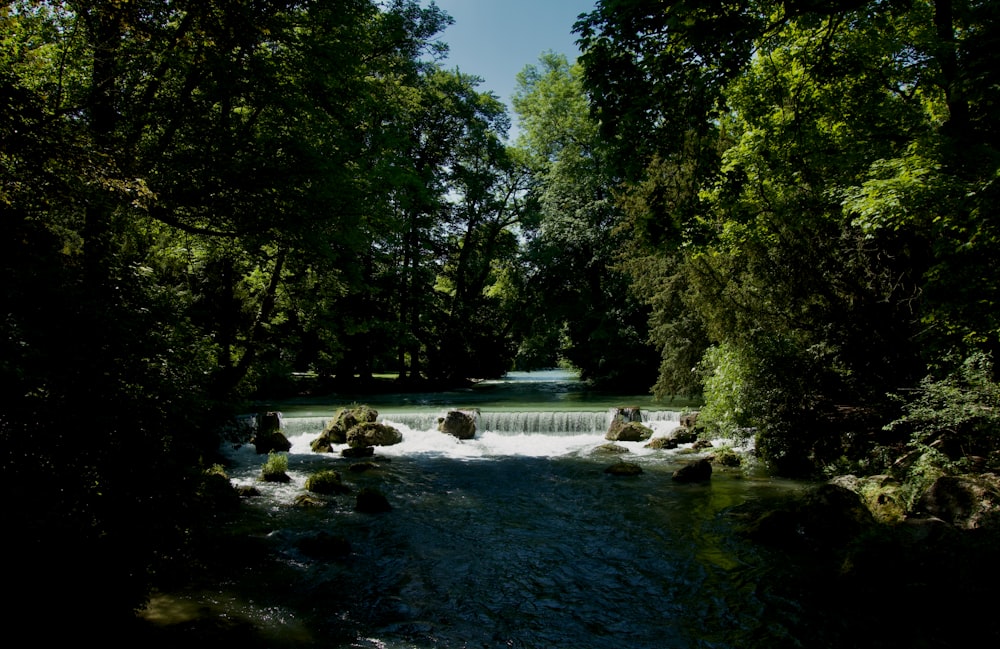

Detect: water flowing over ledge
[268, 408, 683, 460]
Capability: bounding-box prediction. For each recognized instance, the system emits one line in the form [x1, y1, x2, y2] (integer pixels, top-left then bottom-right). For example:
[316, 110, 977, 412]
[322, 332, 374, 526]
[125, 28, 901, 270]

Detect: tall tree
[512, 51, 658, 389]
[0, 0, 456, 627]
[369, 66, 528, 383]
[577, 0, 1000, 473]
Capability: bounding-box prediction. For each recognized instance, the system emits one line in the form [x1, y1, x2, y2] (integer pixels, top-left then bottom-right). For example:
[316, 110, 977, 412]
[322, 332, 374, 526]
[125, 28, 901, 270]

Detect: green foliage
[697, 344, 753, 439]
[260, 452, 289, 481]
[1, 0, 485, 627]
[511, 52, 658, 388]
[887, 352, 1000, 478]
[578, 0, 1000, 472]
[697, 335, 836, 475]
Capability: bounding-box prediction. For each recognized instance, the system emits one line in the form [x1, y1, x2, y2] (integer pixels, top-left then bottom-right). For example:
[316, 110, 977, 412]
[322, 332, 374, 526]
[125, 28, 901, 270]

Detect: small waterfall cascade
[270, 407, 683, 442]
[479, 410, 611, 435]
[477, 408, 682, 436]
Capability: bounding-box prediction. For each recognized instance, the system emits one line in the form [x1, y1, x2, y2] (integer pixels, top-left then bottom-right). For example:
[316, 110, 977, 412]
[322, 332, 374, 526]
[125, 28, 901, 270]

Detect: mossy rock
[672, 458, 712, 483]
[347, 421, 403, 448]
[605, 420, 654, 442]
[196, 467, 241, 512]
[712, 446, 743, 468]
[858, 475, 908, 524]
[305, 469, 351, 495]
[312, 405, 380, 451]
[739, 483, 875, 551]
[669, 427, 699, 444]
[645, 437, 678, 450]
[253, 431, 292, 455]
[236, 485, 262, 498]
[293, 494, 329, 508]
[438, 409, 478, 439]
[592, 443, 630, 455]
[916, 474, 1000, 529]
[605, 462, 644, 476]
[829, 474, 910, 525]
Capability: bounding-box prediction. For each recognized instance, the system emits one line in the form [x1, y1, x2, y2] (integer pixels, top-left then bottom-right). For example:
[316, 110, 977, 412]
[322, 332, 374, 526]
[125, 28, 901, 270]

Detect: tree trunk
[82, 5, 123, 297]
[933, 0, 969, 140]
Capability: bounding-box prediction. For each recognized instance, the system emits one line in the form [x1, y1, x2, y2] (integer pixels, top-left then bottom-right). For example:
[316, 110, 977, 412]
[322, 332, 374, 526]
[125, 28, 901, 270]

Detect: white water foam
[274, 409, 686, 460]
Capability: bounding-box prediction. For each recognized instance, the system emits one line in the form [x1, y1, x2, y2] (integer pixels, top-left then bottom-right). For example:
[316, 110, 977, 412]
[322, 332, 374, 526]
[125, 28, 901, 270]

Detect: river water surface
[146, 371, 817, 647]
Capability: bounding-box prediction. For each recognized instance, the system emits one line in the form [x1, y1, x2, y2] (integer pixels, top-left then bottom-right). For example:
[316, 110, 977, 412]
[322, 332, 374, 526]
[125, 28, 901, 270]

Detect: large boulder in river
[347, 421, 403, 448]
[606, 421, 654, 442]
[665, 411, 701, 445]
[915, 474, 1000, 530]
[252, 411, 291, 454]
[672, 458, 712, 483]
[605, 407, 650, 441]
[830, 474, 908, 524]
[257, 410, 282, 434]
[592, 443, 630, 455]
[438, 409, 477, 440]
[604, 406, 653, 442]
[666, 426, 698, 445]
[311, 405, 379, 452]
[253, 431, 291, 454]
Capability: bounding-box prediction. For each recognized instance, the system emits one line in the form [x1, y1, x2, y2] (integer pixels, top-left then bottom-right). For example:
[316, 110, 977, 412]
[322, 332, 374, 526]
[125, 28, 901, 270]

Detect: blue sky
[427, 1, 597, 113]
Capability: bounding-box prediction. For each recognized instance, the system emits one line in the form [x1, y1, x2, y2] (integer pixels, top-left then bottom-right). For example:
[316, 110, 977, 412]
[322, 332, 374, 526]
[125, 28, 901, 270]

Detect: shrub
[885, 352, 1000, 506]
[260, 451, 290, 482]
[698, 337, 827, 475]
[697, 344, 752, 440]
[887, 352, 1000, 461]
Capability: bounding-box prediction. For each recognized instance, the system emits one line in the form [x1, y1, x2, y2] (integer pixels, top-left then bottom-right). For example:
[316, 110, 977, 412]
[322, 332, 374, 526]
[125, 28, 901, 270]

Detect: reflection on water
[262, 369, 702, 418]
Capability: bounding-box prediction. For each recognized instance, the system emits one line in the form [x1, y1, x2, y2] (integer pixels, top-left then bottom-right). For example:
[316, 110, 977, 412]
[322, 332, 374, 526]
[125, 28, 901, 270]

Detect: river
[141, 370, 817, 648]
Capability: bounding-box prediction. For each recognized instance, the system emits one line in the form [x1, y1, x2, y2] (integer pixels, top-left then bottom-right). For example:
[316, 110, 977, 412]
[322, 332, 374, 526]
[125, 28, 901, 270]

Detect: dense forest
[3, 0, 999, 633]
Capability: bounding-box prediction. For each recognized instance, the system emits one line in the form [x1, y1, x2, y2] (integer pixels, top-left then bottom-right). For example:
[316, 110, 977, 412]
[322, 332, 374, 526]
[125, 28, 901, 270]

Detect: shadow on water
[134, 371, 837, 648]
[136, 371, 1000, 648]
[137, 446, 812, 649]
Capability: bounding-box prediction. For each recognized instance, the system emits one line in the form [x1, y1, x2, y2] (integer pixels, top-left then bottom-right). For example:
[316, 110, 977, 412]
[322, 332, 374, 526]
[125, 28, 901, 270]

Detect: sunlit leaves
[577, 0, 1000, 470]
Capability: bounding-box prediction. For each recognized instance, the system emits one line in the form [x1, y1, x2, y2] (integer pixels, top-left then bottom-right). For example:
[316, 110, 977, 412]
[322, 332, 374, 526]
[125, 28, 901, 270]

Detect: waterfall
[269, 408, 682, 441]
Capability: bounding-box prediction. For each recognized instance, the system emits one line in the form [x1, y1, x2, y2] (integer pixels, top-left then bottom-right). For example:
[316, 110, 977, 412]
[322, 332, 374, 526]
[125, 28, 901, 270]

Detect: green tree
[0, 0, 457, 627]
[512, 51, 658, 390]
[431, 88, 534, 380]
[366, 65, 530, 383]
[577, 1, 1000, 473]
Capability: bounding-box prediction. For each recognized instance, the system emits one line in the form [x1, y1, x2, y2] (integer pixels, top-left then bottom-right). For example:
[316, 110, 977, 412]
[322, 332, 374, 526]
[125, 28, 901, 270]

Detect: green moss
[305, 469, 350, 495]
[713, 446, 743, 468]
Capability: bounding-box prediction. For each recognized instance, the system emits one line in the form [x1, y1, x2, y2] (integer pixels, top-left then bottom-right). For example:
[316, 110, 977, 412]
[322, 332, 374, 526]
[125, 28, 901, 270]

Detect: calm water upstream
[147, 371, 818, 647]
